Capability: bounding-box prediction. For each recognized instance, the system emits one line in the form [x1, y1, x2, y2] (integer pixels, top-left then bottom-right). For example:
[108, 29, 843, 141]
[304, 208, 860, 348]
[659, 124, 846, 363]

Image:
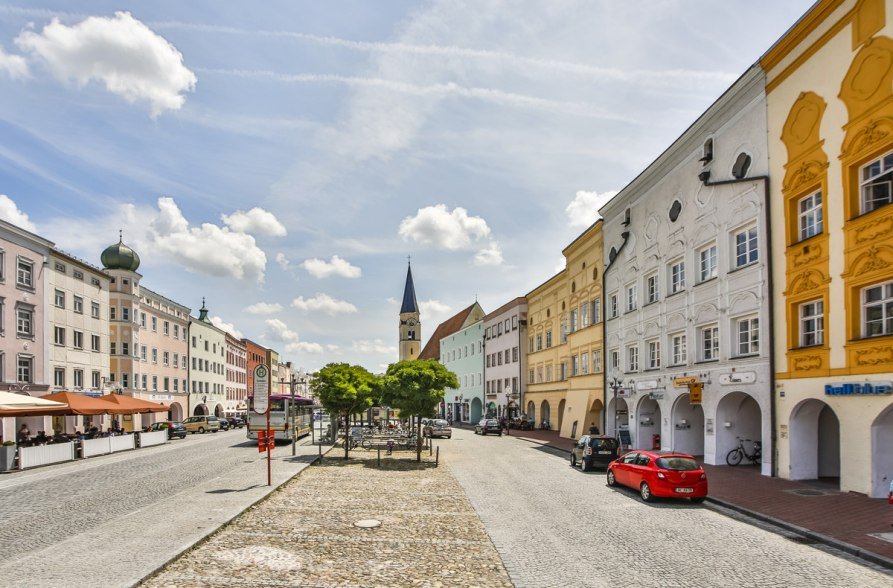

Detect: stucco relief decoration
[856, 346, 893, 366]
[728, 291, 759, 315]
[853, 245, 893, 276]
[793, 243, 822, 267]
[665, 313, 686, 330]
[644, 215, 659, 241]
[840, 117, 893, 159]
[855, 215, 893, 243]
[793, 355, 822, 371]
[783, 159, 827, 193]
[781, 92, 826, 162]
[694, 182, 713, 208]
[789, 270, 821, 295]
[693, 303, 719, 325]
[839, 37, 893, 160]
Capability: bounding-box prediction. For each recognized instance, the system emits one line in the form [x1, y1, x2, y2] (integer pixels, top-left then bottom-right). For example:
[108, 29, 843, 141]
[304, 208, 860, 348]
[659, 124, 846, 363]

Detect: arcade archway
[789, 399, 839, 485]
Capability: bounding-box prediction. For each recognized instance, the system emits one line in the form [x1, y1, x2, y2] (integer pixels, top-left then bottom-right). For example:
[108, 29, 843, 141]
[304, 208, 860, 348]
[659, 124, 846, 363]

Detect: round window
[669, 200, 682, 222]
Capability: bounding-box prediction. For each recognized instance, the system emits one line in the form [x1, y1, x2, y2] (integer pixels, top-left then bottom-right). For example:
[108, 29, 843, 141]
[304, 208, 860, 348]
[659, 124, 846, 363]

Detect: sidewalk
[511, 428, 893, 569]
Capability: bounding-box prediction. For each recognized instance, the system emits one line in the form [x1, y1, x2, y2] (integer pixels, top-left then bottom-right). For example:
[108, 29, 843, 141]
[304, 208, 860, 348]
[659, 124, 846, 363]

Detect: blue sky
[0, 1, 815, 372]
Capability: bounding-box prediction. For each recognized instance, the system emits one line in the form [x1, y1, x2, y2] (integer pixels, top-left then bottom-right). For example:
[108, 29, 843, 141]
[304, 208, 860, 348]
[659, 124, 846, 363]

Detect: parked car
[423, 419, 452, 439]
[144, 421, 187, 439]
[182, 415, 221, 434]
[607, 450, 708, 503]
[570, 435, 620, 471]
[227, 416, 245, 428]
[212, 416, 230, 431]
[474, 418, 502, 436]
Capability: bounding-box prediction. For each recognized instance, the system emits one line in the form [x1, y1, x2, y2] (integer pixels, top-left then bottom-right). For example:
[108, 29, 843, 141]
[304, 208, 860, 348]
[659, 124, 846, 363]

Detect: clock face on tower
[408, 319, 416, 326]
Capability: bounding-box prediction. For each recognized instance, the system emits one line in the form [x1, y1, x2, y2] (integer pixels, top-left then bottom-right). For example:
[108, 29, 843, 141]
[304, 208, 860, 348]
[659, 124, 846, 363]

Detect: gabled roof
[400, 263, 419, 314]
[418, 302, 482, 360]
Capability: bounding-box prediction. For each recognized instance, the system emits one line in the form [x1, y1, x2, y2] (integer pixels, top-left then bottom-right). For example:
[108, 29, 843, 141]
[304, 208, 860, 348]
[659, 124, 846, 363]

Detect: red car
[607, 450, 708, 503]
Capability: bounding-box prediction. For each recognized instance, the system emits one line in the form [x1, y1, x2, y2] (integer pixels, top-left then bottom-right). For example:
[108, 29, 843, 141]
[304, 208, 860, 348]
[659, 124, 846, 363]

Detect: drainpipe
[700, 173, 776, 478]
[601, 226, 631, 435]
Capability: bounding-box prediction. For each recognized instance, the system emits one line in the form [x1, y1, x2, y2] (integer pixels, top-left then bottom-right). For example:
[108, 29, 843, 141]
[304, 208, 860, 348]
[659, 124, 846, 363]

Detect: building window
[122, 373, 129, 388]
[91, 334, 100, 352]
[593, 350, 602, 373]
[670, 261, 685, 294]
[141, 313, 147, 328]
[700, 325, 719, 361]
[141, 345, 147, 361]
[16, 258, 33, 289]
[152, 376, 158, 391]
[17, 356, 32, 383]
[73, 270, 83, 280]
[610, 293, 618, 318]
[152, 348, 158, 363]
[798, 191, 823, 241]
[734, 226, 758, 268]
[512, 347, 518, 362]
[73, 331, 83, 349]
[55, 289, 65, 308]
[110, 342, 116, 355]
[174, 324, 179, 339]
[626, 284, 637, 312]
[73, 296, 83, 314]
[860, 150, 893, 214]
[110, 307, 116, 321]
[122, 342, 129, 356]
[151, 316, 157, 331]
[610, 349, 619, 370]
[736, 317, 759, 355]
[800, 300, 824, 347]
[92, 371, 101, 388]
[54, 326, 65, 346]
[54, 367, 65, 387]
[671, 333, 687, 365]
[647, 274, 659, 303]
[581, 352, 589, 375]
[122, 307, 130, 322]
[581, 302, 589, 328]
[173, 353, 179, 368]
[864, 281, 893, 337]
[528, 336, 534, 353]
[142, 374, 148, 390]
[569, 308, 578, 332]
[571, 355, 579, 376]
[16, 306, 33, 337]
[545, 331, 552, 348]
[529, 369, 534, 384]
[164, 377, 170, 392]
[699, 244, 718, 282]
[545, 365, 552, 382]
[164, 321, 170, 336]
[592, 297, 601, 323]
[73, 369, 84, 388]
[627, 345, 639, 372]
[648, 340, 660, 369]
[536, 334, 543, 351]
[163, 351, 170, 366]
[91, 301, 100, 319]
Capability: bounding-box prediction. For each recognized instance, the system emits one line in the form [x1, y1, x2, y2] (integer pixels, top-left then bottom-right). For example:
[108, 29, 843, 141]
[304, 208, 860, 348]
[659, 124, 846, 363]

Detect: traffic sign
[257, 429, 274, 452]
[253, 364, 270, 414]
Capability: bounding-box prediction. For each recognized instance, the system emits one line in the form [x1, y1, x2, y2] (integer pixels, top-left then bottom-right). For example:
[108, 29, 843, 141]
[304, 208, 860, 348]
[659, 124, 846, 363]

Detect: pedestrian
[889, 478, 893, 505]
[500, 416, 509, 436]
[18, 423, 30, 442]
[588, 422, 599, 435]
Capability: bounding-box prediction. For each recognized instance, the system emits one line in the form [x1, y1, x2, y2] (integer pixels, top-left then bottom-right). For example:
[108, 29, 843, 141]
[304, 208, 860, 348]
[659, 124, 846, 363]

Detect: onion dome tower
[100, 231, 141, 271]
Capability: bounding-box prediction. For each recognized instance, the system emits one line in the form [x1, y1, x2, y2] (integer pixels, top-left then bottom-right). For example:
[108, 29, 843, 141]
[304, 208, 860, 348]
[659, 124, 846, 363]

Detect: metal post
[266, 408, 271, 486]
[290, 376, 297, 457]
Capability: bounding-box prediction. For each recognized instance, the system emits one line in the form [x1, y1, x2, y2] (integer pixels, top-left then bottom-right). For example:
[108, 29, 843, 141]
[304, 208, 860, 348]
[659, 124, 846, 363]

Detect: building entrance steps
[512, 428, 893, 569]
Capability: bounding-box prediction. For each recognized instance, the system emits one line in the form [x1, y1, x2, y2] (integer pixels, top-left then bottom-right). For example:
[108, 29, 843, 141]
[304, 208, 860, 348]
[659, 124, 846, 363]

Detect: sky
[0, 0, 816, 373]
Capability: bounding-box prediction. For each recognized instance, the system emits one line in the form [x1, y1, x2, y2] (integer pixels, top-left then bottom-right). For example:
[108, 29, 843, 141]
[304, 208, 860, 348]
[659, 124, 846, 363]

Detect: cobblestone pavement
[0, 430, 321, 588]
[143, 446, 512, 588]
[442, 428, 893, 588]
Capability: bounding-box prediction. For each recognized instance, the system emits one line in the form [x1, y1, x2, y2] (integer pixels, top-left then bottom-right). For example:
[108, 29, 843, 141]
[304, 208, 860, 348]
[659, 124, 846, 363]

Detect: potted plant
[0, 441, 16, 471]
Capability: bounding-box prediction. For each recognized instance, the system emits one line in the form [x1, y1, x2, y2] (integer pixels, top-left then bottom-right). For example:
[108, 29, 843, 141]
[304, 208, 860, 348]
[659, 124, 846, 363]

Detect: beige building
[763, 0, 893, 497]
[188, 299, 227, 417]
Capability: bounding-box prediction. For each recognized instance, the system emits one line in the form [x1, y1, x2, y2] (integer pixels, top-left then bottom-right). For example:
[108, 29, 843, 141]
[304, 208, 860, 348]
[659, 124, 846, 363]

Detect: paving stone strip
[141, 450, 513, 588]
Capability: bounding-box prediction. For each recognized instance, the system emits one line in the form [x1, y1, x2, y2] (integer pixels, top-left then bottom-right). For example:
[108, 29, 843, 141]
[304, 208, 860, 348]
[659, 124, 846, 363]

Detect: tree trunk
[416, 416, 422, 462]
[343, 412, 349, 460]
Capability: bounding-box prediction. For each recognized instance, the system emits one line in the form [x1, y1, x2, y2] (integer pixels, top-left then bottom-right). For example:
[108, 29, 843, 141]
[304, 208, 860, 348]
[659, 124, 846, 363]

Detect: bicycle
[726, 437, 761, 466]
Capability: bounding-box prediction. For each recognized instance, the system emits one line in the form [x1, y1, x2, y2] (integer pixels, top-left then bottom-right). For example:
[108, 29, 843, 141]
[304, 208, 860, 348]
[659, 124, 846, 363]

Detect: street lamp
[608, 377, 622, 441]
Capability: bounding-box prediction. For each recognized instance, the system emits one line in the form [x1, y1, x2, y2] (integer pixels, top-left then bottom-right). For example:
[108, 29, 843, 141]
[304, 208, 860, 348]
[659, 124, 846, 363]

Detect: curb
[513, 435, 893, 572]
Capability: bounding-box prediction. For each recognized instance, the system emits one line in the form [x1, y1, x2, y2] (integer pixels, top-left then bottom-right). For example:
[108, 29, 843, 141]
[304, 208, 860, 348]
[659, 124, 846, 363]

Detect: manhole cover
[354, 519, 381, 529]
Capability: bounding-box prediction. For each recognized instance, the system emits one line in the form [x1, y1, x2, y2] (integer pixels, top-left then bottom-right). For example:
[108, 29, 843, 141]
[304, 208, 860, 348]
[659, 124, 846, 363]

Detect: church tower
[398, 261, 420, 361]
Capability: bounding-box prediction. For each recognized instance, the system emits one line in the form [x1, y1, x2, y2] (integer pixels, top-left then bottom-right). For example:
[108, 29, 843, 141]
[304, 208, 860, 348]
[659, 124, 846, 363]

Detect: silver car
[423, 419, 452, 439]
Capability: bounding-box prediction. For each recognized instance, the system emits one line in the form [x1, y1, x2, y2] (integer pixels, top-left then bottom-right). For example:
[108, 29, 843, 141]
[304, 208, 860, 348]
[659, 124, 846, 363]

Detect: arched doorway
[871, 405, 893, 498]
[789, 399, 840, 485]
[607, 397, 629, 437]
[193, 404, 208, 416]
[168, 402, 183, 422]
[557, 399, 566, 432]
[214, 404, 224, 417]
[715, 392, 761, 465]
[587, 398, 604, 432]
[671, 393, 705, 456]
[526, 401, 536, 421]
[540, 400, 551, 429]
[470, 398, 483, 422]
[636, 396, 661, 450]
[487, 402, 497, 418]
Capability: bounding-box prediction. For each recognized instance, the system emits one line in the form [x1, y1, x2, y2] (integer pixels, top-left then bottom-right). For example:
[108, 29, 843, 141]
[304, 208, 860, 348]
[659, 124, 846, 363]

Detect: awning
[40, 391, 128, 415]
[0, 391, 69, 416]
[98, 394, 170, 414]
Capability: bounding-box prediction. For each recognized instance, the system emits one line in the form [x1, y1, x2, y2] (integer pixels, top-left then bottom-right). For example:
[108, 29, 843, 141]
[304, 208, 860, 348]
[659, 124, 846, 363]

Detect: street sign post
[253, 365, 271, 486]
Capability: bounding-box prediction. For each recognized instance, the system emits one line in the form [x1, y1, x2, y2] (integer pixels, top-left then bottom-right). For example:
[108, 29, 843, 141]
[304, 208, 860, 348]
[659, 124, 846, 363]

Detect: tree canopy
[311, 362, 378, 459]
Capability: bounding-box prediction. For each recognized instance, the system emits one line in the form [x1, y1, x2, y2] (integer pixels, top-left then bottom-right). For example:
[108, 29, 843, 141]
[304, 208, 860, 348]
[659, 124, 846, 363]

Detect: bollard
[377, 448, 381, 467]
[436, 445, 439, 466]
[429, 440, 432, 456]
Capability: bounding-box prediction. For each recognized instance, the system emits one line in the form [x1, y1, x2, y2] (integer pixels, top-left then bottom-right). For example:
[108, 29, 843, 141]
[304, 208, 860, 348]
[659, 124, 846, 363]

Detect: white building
[188, 299, 227, 417]
[483, 297, 527, 419]
[600, 65, 773, 474]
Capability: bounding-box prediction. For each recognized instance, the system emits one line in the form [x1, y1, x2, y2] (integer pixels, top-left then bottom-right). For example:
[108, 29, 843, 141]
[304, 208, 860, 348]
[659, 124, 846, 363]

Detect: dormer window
[701, 138, 714, 163]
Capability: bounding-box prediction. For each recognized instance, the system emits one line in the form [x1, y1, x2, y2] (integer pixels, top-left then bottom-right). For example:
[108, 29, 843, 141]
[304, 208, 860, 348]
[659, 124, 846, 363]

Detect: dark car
[607, 450, 708, 503]
[212, 416, 230, 431]
[570, 435, 620, 471]
[144, 421, 187, 439]
[475, 418, 502, 436]
[227, 416, 245, 428]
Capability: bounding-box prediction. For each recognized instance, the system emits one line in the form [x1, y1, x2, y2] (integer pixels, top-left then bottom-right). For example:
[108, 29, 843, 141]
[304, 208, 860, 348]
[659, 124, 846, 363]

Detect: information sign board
[253, 364, 270, 414]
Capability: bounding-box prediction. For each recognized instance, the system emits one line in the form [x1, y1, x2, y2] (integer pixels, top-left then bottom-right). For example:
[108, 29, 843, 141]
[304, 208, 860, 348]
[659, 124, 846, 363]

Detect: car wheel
[581, 457, 590, 472]
[640, 482, 654, 503]
[570, 453, 577, 467]
[447, 435, 452, 439]
[606, 470, 617, 487]
[690, 497, 706, 504]
[198, 427, 206, 434]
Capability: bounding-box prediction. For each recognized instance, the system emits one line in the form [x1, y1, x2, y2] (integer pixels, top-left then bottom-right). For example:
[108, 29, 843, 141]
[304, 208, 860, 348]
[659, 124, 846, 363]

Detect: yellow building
[525, 221, 604, 439]
[763, 0, 893, 497]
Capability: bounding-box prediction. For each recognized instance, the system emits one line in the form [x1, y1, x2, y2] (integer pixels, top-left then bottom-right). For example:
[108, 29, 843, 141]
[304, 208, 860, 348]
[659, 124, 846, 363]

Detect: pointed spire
[400, 259, 419, 314]
[198, 296, 211, 322]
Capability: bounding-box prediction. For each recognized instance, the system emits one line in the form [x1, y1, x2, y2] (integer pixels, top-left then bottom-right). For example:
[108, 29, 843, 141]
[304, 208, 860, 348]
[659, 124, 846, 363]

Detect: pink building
[225, 332, 247, 415]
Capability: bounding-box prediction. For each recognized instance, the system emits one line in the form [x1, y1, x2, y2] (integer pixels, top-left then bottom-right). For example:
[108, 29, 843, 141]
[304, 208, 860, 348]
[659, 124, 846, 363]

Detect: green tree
[381, 359, 458, 461]
[311, 362, 378, 459]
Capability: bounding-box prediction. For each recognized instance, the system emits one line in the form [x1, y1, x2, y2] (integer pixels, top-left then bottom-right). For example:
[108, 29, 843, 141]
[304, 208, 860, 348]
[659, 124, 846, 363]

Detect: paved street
[442, 428, 892, 588]
[0, 429, 321, 588]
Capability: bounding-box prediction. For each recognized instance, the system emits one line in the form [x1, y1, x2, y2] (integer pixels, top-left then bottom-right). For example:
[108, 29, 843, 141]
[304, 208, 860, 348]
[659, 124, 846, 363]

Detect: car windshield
[433, 420, 448, 426]
[590, 438, 618, 451]
[656, 457, 700, 471]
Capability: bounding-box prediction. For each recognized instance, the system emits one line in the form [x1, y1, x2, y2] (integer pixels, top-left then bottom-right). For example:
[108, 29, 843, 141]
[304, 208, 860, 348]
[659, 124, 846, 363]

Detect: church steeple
[398, 259, 421, 361]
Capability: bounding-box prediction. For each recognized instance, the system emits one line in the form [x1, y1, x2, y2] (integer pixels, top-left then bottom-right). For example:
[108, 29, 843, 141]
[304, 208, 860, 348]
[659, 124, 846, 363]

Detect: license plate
[674, 487, 694, 494]
[598, 451, 611, 454]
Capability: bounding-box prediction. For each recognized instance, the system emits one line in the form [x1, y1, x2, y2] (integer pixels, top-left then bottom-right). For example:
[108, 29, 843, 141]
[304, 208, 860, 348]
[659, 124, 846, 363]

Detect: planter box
[0, 445, 16, 471]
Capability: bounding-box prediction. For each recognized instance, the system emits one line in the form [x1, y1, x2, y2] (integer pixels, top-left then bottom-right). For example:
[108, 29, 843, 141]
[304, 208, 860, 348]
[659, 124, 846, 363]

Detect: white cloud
[275, 252, 291, 271]
[265, 318, 299, 343]
[147, 197, 267, 281]
[245, 302, 282, 315]
[291, 293, 358, 316]
[555, 257, 567, 273]
[0, 194, 37, 232]
[399, 204, 490, 250]
[419, 299, 450, 316]
[0, 46, 28, 79]
[15, 12, 196, 116]
[565, 190, 618, 228]
[286, 341, 324, 354]
[210, 316, 242, 339]
[352, 339, 397, 355]
[221, 207, 287, 237]
[301, 255, 361, 279]
[474, 241, 503, 266]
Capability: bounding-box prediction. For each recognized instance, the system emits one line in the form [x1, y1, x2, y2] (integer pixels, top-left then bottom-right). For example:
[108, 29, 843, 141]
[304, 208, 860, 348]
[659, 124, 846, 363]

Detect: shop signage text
[824, 381, 892, 396]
